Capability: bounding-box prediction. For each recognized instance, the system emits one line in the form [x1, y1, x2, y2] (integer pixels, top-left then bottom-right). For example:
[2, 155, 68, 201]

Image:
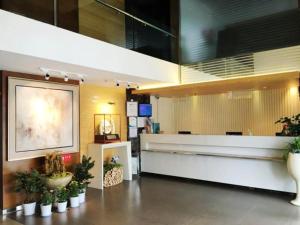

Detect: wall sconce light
[298, 76, 300, 99]
[64, 75, 69, 82]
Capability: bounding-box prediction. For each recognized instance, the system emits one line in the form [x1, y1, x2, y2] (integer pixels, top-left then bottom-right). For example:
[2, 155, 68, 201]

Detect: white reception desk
[140, 134, 295, 193]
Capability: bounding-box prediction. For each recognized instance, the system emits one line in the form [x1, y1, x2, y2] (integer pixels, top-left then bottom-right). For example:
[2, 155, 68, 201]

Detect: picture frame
[7, 77, 79, 161]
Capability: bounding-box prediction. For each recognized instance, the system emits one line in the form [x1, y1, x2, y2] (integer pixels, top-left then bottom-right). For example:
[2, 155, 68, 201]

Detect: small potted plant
[74, 155, 95, 203]
[55, 187, 69, 213]
[68, 181, 79, 208]
[285, 137, 300, 206]
[40, 190, 54, 217]
[15, 170, 44, 216]
[78, 183, 86, 204]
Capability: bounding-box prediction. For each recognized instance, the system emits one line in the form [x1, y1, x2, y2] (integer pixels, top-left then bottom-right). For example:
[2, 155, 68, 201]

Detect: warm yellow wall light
[98, 103, 113, 114]
[289, 86, 298, 96]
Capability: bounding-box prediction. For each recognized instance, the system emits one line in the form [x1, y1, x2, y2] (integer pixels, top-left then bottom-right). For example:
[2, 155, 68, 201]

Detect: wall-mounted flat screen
[139, 104, 152, 117]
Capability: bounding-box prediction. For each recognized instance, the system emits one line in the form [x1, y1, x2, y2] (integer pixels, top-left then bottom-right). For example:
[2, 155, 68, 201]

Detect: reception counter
[140, 134, 295, 192]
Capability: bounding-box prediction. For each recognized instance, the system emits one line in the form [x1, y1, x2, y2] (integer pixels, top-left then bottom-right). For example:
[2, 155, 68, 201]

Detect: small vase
[23, 202, 36, 216]
[70, 196, 79, 208]
[57, 201, 67, 213]
[40, 204, 52, 217]
[287, 152, 300, 206]
[79, 192, 86, 204]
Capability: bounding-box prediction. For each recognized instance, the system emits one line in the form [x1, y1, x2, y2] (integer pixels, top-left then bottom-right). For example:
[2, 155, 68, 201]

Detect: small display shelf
[94, 114, 121, 144]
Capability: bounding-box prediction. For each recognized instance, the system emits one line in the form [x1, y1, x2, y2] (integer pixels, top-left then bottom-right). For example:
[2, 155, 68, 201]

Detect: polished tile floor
[6, 175, 300, 225]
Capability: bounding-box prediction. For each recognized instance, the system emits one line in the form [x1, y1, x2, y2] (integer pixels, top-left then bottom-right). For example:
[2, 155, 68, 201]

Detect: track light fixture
[127, 83, 131, 89]
[64, 75, 69, 82]
[80, 78, 84, 84]
[116, 81, 120, 87]
[45, 73, 50, 80]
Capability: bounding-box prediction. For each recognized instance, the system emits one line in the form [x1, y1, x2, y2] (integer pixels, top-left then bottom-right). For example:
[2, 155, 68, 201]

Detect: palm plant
[74, 155, 95, 186]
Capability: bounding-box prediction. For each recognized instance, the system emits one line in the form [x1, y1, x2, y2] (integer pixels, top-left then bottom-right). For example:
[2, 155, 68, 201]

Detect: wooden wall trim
[0, 71, 3, 210]
[1, 70, 80, 210]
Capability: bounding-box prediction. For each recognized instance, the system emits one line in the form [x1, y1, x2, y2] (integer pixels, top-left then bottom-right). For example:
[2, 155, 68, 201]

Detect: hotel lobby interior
[0, 0, 300, 225]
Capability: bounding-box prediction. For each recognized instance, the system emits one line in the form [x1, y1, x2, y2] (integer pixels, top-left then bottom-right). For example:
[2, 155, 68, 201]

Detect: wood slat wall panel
[154, 87, 300, 136]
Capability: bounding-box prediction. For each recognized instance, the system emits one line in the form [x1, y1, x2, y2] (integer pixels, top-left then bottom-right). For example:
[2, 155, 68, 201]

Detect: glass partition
[0, 0, 178, 63]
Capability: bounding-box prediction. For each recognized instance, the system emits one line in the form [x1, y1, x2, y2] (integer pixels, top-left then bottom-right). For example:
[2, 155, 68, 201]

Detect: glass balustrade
[0, 0, 178, 63]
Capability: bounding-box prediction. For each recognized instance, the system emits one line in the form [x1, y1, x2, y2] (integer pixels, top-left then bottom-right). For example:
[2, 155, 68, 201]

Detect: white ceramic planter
[23, 202, 36, 216]
[40, 204, 52, 217]
[57, 201, 68, 213]
[79, 192, 86, 204]
[287, 152, 300, 206]
[70, 196, 79, 208]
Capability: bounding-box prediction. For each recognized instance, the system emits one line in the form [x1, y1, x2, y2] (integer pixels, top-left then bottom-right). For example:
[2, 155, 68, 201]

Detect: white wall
[0, 10, 179, 85]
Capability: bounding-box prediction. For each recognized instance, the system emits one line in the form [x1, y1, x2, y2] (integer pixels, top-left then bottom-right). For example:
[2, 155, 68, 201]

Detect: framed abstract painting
[8, 77, 79, 161]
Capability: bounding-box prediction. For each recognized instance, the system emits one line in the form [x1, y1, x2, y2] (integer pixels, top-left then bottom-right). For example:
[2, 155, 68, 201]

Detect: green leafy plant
[55, 187, 69, 203]
[68, 181, 79, 198]
[283, 137, 300, 160]
[78, 182, 86, 193]
[15, 170, 45, 204]
[276, 114, 300, 136]
[103, 163, 122, 176]
[74, 155, 95, 186]
[41, 190, 54, 206]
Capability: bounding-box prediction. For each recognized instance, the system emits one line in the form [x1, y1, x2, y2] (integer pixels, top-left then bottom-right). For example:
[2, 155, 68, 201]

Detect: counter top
[140, 134, 292, 150]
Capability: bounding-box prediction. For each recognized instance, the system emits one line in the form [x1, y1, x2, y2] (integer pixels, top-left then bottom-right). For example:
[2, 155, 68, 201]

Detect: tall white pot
[70, 196, 79, 208]
[287, 152, 300, 206]
[40, 204, 52, 217]
[23, 202, 36, 216]
[79, 192, 86, 204]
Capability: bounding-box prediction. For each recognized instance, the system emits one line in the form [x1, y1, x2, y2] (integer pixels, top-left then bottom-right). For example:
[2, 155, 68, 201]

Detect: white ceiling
[0, 10, 180, 88]
[0, 50, 159, 87]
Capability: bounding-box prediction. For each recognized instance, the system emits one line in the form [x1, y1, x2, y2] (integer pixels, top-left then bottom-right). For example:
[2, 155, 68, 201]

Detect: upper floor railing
[0, 0, 178, 63]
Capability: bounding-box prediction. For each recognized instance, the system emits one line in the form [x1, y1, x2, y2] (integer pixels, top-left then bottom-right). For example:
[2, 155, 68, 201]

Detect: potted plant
[45, 152, 73, 189]
[15, 170, 44, 216]
[68, 181, 79, 208]
[40, 190, 54, 217]
[78, 182, 86, 204]
[55, 187, 69, 213]
[285, 137, 300, 206]
[74, 155, 95, 203]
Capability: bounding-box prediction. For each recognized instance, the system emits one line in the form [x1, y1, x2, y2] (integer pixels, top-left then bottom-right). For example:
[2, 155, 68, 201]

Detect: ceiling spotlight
[116, 81, 120, 87]
[64, 75, 69, 82]
[80, 78, 84, 85]
[45, 73, 50, 80]
[136, 85, 140, 89]
[127, 83, 131, 89]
